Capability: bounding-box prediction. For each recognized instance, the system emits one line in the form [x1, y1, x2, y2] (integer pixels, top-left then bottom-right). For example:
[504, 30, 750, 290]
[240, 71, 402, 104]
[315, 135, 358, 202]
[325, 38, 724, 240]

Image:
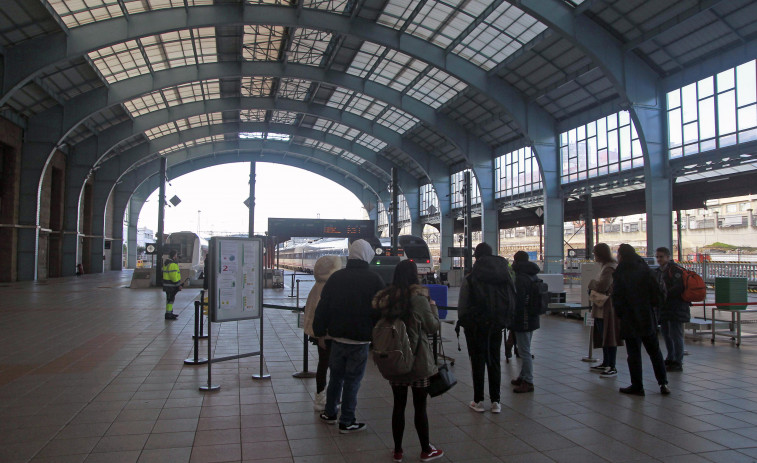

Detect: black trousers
[163, 286, 180, 304]
[464, 326, 502, 403]
[625, 333, 668, 389]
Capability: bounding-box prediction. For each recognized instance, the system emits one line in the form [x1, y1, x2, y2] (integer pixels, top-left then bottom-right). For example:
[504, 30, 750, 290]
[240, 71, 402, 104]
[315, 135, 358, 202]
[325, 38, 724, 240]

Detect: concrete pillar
[534, 139, 564, 274]
[473, 163, 499, 254]
[402, 189, 423, 237]
[17, 108, 64, 280]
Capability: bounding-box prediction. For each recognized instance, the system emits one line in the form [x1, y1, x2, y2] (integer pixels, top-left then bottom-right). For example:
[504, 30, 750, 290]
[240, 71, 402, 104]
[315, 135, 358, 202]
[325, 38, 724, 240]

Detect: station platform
[3, 271, 757, 462]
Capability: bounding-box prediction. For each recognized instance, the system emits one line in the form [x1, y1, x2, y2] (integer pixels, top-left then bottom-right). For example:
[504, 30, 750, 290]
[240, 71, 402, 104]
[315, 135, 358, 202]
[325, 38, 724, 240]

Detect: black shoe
[165, 313, 178, 320]
[619, 386, 645, 396]
[319, 412, 337, 424]
[339, 421, 366, 433]
[664, 359, 672, 366]
[666, 362, 683, 372]
[590, 364, 608, 371]
[660, 384, 671, 395]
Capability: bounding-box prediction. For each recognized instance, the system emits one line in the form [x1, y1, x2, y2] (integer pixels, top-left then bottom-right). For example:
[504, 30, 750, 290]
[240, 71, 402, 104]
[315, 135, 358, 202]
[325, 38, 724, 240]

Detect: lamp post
[197, 210, 201, 235]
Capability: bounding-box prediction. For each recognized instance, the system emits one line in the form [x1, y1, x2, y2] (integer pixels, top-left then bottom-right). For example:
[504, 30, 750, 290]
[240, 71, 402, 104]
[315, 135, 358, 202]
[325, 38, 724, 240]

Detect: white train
[277, 235, 433, 279]
[164, 231, 208, 286]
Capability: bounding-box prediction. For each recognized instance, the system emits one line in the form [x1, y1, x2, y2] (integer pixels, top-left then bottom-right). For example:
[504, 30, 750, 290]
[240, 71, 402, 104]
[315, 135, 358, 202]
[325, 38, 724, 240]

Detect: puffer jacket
[303, 255, 343, 338]
[509, 260, 542, 332]
[457, 255, 516, 330]
[612, 255, 659, 339]
[373, 284, 440, 381]
[312, 259, 385, 342]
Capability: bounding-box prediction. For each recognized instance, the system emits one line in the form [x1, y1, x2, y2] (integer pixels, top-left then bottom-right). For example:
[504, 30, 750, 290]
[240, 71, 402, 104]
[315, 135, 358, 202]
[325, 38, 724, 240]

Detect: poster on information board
[208, 236, 263, 322]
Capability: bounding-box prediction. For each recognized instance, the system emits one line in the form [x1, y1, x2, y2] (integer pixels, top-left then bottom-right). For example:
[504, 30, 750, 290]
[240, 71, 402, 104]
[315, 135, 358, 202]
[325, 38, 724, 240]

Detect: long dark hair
[380, 260, 419, 320]
[593, 243, 615, 265]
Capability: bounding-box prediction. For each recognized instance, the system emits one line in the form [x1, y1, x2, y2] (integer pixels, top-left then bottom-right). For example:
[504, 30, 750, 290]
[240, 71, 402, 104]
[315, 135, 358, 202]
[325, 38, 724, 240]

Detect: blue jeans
[325, 341, 369, 426]
[514, 331, 533, 383]
[661, 320, 684, 365]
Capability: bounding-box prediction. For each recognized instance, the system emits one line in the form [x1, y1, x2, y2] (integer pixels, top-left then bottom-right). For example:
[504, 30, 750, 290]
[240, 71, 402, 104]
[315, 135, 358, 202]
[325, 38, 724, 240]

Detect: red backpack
[679, 267, 706, 302]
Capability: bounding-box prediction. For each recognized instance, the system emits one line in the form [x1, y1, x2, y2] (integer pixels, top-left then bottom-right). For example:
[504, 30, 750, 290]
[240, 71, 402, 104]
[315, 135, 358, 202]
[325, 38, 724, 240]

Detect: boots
[513, 381, 534, 393]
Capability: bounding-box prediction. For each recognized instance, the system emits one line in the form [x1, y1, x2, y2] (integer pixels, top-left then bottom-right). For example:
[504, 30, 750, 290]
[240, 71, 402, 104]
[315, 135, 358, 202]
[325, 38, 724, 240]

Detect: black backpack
[526, 275, 549, 315]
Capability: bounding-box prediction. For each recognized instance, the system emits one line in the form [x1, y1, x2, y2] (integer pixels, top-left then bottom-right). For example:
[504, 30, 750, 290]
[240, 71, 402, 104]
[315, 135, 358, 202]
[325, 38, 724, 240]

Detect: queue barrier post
[293, 279, 316, 378]
[184, 299, 208, 365]
[194, 289, 208, 340]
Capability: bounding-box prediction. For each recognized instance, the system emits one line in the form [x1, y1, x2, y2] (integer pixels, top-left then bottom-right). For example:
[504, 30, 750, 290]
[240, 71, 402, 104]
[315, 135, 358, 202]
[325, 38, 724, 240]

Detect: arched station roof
[1, 0, 756, 214]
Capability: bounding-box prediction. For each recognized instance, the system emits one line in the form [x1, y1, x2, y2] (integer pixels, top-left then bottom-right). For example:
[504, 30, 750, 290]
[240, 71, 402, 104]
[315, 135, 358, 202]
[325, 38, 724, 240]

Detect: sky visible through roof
[136, 163, 368, 237]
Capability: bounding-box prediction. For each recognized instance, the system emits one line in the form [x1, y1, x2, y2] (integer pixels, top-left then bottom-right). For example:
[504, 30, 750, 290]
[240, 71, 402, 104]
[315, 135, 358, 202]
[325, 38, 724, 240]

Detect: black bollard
[185, 300, 208, 365]
[195, 290, 208, 340]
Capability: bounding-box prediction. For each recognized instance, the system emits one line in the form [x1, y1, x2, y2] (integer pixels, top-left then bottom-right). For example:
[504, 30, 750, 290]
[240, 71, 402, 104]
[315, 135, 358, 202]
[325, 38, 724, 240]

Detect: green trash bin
[715, 277, 747, 310]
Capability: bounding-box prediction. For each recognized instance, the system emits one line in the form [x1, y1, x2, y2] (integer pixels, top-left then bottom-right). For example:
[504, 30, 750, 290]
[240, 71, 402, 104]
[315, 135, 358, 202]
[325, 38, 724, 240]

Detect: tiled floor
[2, 271, 757, 462]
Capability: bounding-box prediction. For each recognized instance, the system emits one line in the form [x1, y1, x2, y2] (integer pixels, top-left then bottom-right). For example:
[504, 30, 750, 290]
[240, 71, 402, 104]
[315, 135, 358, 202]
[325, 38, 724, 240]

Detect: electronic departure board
[268, 218, 375, 241]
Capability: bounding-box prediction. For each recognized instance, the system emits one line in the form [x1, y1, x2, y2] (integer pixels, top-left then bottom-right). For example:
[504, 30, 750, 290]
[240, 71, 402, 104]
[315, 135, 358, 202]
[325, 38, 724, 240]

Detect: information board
[208, 237, 263, 322]
[268, 218, 375, 241]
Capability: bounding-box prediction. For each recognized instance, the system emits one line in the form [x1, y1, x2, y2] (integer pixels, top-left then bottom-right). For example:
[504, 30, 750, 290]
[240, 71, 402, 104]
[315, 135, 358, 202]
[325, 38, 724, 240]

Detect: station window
[560, 111, 643, 184]
[419, 183, 439, 217]
[494, 146, 542, 199]
[667, 58, 757, 158]
[451, 169, 481, 208]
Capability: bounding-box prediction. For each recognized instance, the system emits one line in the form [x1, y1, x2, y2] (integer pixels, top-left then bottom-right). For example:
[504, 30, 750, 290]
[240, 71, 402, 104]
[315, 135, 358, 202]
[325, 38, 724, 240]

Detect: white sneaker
[469, 401, 485, 412]
[491, 402, 501, 414]
[313, 390, 326, 411]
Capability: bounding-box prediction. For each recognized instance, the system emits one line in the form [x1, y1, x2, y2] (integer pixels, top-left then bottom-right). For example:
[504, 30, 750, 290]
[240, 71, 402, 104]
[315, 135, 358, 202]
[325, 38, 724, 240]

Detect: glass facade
[560, 111, 643, 184]
[667, 59, 757, 158]
[451, 169, 481, 208]
[419, 183, 439, 217]
[495, 146, 541, 198]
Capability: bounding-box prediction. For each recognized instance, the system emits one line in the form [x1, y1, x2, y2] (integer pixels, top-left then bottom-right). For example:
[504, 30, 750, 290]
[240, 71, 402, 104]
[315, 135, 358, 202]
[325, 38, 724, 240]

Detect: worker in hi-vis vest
[162, 250, 182, 320]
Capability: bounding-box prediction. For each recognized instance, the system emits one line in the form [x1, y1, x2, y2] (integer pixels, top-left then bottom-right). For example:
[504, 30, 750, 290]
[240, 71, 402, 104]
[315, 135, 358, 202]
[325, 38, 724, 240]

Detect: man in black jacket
[313, 239, 384, 433]
[510, 251, 541, 393]
[457, 243, 516, 413]
[612, 244, 669, 396]
[655, 247, 691, 372]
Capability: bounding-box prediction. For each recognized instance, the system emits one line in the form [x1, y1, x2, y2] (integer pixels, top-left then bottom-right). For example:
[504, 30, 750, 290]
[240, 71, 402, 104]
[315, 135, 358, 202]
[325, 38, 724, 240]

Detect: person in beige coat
[587, 243, 623, 378]
[303, 255, 343, 411]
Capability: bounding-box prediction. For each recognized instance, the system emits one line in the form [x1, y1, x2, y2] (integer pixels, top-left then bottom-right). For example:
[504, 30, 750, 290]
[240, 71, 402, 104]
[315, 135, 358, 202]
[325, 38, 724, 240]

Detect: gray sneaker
[339, 422, 366, 433]
[600, 367, 617, 378]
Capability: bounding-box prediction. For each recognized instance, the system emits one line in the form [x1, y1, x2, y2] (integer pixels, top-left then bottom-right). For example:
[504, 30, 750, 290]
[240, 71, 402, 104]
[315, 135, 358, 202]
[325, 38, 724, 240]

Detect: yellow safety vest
[162, 260, 181, 286]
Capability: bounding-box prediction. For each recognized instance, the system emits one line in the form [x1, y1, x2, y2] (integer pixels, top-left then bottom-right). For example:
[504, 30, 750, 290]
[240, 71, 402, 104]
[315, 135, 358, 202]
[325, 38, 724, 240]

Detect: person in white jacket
[303, 255, 343, 411]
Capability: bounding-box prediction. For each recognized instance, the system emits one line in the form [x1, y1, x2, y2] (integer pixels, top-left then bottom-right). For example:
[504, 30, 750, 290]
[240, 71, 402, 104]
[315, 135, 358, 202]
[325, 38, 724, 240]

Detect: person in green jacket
[373, 260, 444, 463]
[162, 250, 182, 320]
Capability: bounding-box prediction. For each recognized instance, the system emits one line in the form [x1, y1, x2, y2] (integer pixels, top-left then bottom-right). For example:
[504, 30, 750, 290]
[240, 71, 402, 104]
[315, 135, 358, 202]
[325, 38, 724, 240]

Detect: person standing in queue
[587, 243, 622, 378]
[313, 239, 385, 433]
[303, 255, 343, 412]
[162, 250, 182, 320]
[612, 244, 670, 396]
[457, 242, 516, 413]
[373, 260, 444, 463]
[655, 247, 690, 373]
[509, 250, 541, 393]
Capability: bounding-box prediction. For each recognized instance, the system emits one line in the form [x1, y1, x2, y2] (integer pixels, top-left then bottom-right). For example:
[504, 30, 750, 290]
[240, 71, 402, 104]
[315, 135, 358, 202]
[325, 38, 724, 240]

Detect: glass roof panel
[267, 133, 291, 141]
[377, 107, 420, 134]
[88, 40, 149, 84]
[240, 132, 266, 139]
[271, 111, 298, 124]
[241, 76, 275, 97]
[300, 139, 366, 165]
[242, 25, 285, 61]
[145, 121, 177, 140]
[325, 87, 354, 110]
[302, 0, 350, 14]
[48, 0, 124, 28]
[244, 0, 295, 5]
[141, 28, 217, 72]
[240, 109, 268, 122]
[406, 68, 467, 108]
[288, 29, 333, 66]
[123, 79, 221, 117]
[347, 43, 428, 92]
[145, 112, 222, 139]
[124, 0, 214, 14]
[378, 0, 489, 49]
[356, 133, 387, 152]
[345, 94, 387, 119]
[277, 78, 312, 100]
[88, 29, 217, 83]
[452, 2, 547, 71]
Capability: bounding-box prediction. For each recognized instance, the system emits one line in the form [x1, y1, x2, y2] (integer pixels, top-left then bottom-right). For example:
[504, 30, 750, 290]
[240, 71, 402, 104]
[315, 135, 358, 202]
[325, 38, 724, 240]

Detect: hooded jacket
[612, 255, 659, 338]
[372, 284, 440, 381]
[303, 255, 343, 338]
[510, 260, 542, 332]
[312, 243, 385, 342]
[457, 255, 516, 330]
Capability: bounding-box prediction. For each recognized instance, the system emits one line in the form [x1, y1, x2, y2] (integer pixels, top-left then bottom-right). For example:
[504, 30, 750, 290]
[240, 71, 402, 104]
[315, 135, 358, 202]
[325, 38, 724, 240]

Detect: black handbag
[427, 330, 456, 397]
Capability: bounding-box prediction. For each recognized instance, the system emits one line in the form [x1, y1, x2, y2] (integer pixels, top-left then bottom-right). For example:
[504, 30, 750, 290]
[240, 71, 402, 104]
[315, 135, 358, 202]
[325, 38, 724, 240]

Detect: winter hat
[348, 239, 375, 263]
[313, 255, 342, 283]
[473, 242, 493, 259]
